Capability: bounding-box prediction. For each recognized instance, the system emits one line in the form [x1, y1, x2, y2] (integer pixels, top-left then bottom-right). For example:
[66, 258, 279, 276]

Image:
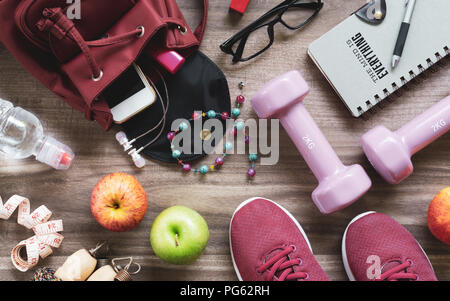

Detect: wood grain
[0, 0, 449, 281]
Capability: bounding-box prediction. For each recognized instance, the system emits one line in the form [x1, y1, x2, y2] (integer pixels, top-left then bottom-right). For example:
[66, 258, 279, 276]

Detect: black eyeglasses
[220, 0, 323, 63]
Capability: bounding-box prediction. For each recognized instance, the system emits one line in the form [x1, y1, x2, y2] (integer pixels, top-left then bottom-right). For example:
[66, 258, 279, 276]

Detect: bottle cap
[149, 49, 185, 74]
[35, 136, 74, 170]
[230, 0, 251, 14]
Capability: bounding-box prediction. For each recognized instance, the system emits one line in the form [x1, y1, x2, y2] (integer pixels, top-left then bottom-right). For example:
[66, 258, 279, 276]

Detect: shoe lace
[256, 245, 307, 281]
[376, 260, 418, 281]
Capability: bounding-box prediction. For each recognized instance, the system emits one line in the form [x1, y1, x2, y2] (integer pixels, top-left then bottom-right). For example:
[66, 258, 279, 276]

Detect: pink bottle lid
[150, 49, 185, 74]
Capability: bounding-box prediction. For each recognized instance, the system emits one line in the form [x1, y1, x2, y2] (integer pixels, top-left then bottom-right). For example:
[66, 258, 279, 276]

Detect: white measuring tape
[0, 195, 64, 272]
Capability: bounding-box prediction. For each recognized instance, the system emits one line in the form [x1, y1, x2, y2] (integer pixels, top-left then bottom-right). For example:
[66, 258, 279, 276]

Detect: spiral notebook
[308, 0, 449, 117]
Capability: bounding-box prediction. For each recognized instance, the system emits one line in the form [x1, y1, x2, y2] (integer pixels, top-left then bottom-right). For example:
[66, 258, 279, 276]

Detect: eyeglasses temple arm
[232, 34, 250, 62]
[221, 1, 323, 52]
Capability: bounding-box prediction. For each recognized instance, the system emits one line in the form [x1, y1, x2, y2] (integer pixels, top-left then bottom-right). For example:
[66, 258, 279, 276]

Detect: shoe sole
[229, 197, 313, 281]
[341, 211, 435, 281]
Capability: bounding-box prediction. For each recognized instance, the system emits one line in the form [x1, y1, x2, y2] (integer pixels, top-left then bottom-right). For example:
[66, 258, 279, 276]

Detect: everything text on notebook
[308, 0, 449, 117]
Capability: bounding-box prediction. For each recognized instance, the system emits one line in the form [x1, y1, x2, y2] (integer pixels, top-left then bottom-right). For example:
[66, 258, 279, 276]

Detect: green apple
[150, 206, 209, 264]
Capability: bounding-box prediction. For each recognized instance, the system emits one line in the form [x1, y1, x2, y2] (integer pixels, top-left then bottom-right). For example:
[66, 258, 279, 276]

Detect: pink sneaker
[229, 197, 329, 281]
[342, 212, 437, 281]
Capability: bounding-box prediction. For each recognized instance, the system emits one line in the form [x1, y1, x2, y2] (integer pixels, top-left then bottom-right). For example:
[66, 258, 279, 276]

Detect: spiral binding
[358, 45, 449, 117]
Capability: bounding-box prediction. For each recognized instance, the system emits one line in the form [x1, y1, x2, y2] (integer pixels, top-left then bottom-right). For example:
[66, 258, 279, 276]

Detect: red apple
[91, 172, 148, 232]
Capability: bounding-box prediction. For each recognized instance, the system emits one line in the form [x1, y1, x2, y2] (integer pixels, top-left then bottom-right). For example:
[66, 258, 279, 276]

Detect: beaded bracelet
[167, 89, 258, 178]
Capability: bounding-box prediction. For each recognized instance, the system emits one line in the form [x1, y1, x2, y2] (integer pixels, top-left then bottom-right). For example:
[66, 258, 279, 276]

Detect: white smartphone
[103, 63, 156, 124]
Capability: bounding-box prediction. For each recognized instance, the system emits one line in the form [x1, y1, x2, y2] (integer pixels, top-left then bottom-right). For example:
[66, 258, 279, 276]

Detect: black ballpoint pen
[392, 0, 417, 68]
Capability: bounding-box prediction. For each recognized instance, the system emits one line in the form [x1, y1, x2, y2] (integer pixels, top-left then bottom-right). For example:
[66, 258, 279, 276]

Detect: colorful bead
[170, 89, 257, 178]
[249, 154, 258, 162]
[200, 165, 209, 174]
[235, 121, 245, 131]
[179, 122, 189, 131]
[192, 112, 202, 120]
[236, 95, 245, 104]
[167, 132, 175, 141]
[207, 110, 216, 118]
[225, 142, 233, 151]
[33, 267, 60, 281]
[215, 157, 224, 166]
[172, 150, 181, 159]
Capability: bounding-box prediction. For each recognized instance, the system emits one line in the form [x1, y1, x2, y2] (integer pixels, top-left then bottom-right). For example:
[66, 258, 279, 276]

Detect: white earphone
[116, 131, 146, 168]
[115, 69, 169, 168]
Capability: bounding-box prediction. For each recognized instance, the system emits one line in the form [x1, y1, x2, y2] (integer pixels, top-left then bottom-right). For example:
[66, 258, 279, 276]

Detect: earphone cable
[133, 67, 170, 153]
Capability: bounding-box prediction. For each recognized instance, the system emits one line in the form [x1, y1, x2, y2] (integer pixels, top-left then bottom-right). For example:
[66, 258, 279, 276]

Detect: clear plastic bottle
[0, 99, 74, 170]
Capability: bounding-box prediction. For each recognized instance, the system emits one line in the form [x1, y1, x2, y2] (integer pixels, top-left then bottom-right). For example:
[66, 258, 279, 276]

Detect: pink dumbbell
[251, 71, 372, 214]
[362, 95, 450, 184]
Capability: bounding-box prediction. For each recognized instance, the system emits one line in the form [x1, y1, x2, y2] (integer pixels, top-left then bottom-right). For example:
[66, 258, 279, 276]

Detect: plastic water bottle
[0, 99, 74, 170]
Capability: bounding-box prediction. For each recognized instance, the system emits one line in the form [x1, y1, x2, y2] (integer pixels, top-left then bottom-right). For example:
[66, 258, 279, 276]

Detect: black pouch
[121, 51, 231, 163]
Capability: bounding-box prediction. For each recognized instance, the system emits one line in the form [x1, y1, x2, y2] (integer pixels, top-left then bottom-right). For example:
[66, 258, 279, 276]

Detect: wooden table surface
[0, 0, 449, 281]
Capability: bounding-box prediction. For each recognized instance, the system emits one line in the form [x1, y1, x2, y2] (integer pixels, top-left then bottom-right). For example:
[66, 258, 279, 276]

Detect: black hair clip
[356, 0, 386, 24]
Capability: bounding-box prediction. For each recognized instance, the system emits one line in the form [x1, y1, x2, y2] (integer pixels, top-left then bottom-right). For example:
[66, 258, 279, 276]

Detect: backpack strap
[37, 7, 144, 80]
[193, 0, 208, 43]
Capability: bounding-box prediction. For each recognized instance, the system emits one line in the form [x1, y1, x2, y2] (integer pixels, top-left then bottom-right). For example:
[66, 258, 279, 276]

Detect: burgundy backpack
[0, 0, 208, 129]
